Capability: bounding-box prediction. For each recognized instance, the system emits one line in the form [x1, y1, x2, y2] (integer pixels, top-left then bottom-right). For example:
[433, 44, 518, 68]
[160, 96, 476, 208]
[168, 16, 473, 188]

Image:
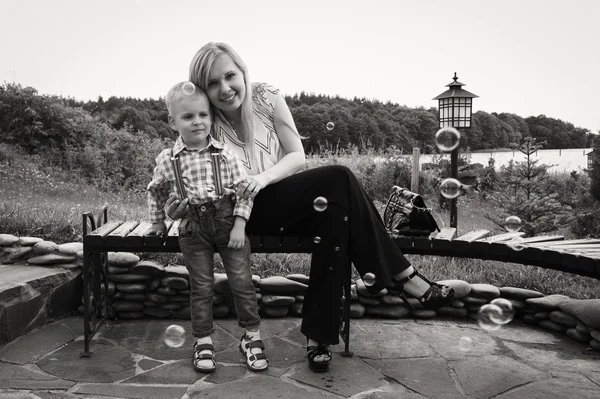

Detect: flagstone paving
[1, 316, 600, 398]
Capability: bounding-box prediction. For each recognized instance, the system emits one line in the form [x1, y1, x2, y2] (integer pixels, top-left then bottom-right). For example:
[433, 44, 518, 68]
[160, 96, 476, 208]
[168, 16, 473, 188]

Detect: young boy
[146, 81, 268, 373]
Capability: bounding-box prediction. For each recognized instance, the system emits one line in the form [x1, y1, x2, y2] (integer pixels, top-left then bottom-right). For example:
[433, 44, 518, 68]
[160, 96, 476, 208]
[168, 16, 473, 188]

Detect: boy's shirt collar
[172, 134, 225, 156]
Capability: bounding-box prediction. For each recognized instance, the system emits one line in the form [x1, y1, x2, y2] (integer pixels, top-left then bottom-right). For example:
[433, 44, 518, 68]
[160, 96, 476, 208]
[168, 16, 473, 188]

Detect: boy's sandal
[392, 269, 455, 311]
[192, 342, 217, 373]
[238, 334, 269, 372]
[307, 343, 332, 373]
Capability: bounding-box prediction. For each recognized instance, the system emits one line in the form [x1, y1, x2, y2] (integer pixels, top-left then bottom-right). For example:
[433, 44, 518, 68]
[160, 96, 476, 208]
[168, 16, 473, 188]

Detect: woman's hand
[165, 194, 189, 220]
[236, 175, 268, 201]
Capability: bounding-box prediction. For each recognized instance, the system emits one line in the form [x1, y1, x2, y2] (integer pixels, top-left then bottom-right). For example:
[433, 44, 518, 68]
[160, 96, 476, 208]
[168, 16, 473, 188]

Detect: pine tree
[488, 137, 573, 236]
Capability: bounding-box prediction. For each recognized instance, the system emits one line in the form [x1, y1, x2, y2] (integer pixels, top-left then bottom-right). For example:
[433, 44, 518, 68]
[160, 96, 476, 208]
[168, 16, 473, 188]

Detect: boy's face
[169, 93, 212, 149]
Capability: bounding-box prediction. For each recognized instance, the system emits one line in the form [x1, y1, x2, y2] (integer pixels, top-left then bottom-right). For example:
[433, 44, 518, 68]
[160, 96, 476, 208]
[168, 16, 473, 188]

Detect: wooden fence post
[411, 147, 420, 192]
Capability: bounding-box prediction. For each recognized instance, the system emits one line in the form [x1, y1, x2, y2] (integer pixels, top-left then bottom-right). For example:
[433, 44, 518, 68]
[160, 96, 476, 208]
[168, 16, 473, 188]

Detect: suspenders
[170, 149, 224, 200]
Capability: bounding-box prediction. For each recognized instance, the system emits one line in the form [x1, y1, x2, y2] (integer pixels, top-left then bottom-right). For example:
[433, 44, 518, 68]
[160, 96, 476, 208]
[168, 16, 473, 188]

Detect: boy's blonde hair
[189, 42, 257, 168]
[165, 81, 208, 116]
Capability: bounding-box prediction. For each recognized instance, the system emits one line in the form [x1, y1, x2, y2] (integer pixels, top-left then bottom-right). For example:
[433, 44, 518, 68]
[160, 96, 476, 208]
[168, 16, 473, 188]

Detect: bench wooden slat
[165, 220, 181, 248]
[144, 220, 172, 248]
[480, 232, 526, 243]
[432, 228, 457, 251]
[516, 235, 564, 244]
[527, 238, 600, 248]
[105, 221, 140, 247]
[452, 229, 490, 254]
[84, 221, 123, 246]
[455, 229, 490, 242]
[124, 222, 153, 247]
[538, 243, 600, 251]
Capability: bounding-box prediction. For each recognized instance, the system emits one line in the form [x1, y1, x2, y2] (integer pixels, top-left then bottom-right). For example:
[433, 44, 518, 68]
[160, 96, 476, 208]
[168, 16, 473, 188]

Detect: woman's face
[206, 54, 246, 114]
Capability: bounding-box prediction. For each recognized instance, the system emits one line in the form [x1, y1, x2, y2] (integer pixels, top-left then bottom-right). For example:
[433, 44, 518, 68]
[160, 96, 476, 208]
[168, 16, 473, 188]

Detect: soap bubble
[182, 82, 196, 95]
[477, 304, 503, 331]
[504, 216, 522, 232]
[434, 127, 461, 152]
[362, 272, 377, 287]
[314, 236, 321, 244]
[326, 122, 335, 131]
[507, 237, 526, 251]
[489, 298, 516, 324]
[313, 196, 328, 212]
[458, 336, 473, 352]
[440, 178, 461, 199]
[163, 324, 186, 347]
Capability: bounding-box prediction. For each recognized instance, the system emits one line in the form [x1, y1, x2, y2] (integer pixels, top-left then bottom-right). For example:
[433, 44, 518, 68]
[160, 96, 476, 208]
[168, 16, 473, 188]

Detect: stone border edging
[1, 233, 599, 352]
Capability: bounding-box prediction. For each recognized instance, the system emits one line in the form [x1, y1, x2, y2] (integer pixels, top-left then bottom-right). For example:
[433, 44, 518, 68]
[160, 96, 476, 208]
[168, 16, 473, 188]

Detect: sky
[1, 0, 599, 133]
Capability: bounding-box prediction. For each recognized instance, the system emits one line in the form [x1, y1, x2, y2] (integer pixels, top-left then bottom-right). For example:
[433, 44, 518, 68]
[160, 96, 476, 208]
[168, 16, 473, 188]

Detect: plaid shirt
[147, 135, 252, 223]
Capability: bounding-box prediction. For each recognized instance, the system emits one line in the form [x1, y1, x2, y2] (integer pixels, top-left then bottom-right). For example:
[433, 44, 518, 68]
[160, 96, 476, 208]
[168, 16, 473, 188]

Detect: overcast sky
[1, 0, 598, 132]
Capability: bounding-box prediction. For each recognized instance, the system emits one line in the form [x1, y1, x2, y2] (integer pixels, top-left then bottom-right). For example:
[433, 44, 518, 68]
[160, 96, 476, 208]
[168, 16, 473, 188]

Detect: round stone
[437, 279, 472, 299]
[411, 309, 437, 319]
[469, 283, 501, 299]
[111, 301, 144, 312]
[107, 252, 140, 266]
[58, 242, 83, 255]
[213, 303, 229, 318]
[18, 237, 44, 246]
[261, 305, 289, 317]
[499, 287, 544, 300]
[109, 273, 152, 283]
[349, 302, 366, 318]
[286, 274, 310, 285]
[161, 277, 189, 290]
[566, 328, 591, 344]
[115, 283, 146, 293]
[364, 304, 410, 319]
[436, 306, 468, 318]
[261, 295, 295, 306]
[0, 234, 19, 246]
[27, 253, 76, 265]
[32, 241, 59, 255]
[526, 295, 572, 312]
[549, 310, 579, 328]
[289, 302, 303, 316]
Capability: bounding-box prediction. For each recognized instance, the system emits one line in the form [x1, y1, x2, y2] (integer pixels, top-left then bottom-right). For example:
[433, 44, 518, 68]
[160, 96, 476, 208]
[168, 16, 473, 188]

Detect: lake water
[417, 148, 593, 174]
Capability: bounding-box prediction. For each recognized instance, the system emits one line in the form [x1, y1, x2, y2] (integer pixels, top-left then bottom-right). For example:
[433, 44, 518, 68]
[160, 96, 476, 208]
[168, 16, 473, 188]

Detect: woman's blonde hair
[189, 42, 256, 168]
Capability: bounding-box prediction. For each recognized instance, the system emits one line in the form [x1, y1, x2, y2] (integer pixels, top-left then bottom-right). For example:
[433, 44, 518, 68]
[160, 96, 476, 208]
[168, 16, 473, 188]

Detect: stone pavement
[1, 316, 600, 399]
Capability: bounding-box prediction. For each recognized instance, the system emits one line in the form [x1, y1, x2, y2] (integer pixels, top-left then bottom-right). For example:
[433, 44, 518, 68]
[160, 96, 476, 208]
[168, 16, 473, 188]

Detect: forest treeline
[81, 89, 595, 153]
[0, 82, 595, 190]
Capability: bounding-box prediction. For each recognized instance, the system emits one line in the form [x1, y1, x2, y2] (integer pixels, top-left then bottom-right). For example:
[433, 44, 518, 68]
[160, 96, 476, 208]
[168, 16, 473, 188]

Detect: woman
[166, 42, 454, 373]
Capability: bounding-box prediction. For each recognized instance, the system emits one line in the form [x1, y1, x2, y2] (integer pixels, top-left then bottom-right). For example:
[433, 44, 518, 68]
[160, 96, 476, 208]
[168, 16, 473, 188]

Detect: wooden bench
[81, 207, 600, 357]
[80, 206, 352, 357]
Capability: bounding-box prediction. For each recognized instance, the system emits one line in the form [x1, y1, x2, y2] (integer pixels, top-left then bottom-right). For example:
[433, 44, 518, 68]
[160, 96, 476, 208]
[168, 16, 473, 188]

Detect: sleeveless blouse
[213, 82, 285, 175]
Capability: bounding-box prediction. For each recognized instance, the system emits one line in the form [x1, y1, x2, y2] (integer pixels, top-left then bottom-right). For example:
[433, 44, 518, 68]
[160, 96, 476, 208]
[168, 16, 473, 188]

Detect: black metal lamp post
[433, 73, 478, 229]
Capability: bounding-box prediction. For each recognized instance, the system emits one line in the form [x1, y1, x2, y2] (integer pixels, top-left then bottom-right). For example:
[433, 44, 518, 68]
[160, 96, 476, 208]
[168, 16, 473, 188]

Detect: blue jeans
[179, 196, 260, 338]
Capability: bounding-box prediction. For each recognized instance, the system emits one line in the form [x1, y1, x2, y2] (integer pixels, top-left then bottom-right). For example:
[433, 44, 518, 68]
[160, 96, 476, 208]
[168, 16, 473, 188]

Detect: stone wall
[0, 234, 82, 345]
[1, 233, 599, 351]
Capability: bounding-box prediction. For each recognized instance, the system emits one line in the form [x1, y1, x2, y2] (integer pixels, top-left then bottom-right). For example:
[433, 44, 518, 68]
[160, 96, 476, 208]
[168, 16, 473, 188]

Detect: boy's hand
[165, 194, 189, 220]
[228, 225, 246, 249]
[148, 222, 167, 236]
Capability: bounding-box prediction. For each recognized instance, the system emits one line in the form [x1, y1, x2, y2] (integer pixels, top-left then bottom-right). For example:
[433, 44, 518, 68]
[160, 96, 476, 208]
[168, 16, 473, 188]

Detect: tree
[487, 137, 573, 236]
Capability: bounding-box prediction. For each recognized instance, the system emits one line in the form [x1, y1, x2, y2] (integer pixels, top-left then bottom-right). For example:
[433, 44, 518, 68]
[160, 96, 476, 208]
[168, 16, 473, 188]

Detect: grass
[1, 155, 600, 300]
